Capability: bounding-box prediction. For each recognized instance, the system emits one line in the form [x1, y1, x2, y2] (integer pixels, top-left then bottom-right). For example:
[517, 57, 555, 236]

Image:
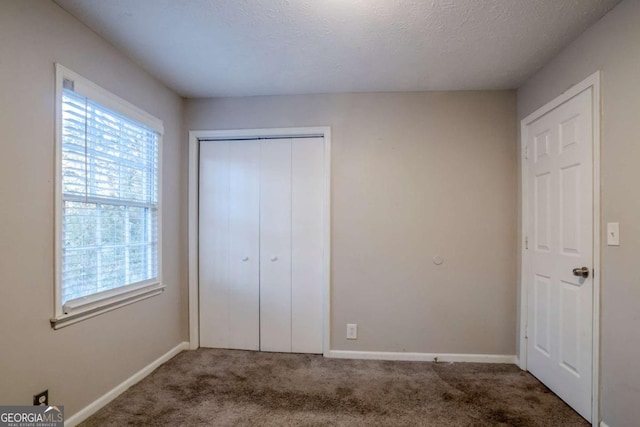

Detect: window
[52, 65, 164, 328]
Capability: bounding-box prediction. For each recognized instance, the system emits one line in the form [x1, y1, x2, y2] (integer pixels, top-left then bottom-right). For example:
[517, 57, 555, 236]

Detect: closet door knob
[271, 256, 278, 262]
[242, 257, 249, 262]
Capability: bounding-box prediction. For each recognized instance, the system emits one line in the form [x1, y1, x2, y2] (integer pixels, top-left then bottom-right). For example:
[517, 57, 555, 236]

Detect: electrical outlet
[33, 389, 48, 406]
[346, 323, 357, 340]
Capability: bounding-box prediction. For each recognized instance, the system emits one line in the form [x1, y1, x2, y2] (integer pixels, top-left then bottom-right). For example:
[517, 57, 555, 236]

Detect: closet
[199, 137, 325, 354]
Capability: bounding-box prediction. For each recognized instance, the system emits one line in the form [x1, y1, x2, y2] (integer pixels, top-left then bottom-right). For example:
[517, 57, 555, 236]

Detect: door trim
[188, 127, 332, 356]
[519, 72, 600, 426]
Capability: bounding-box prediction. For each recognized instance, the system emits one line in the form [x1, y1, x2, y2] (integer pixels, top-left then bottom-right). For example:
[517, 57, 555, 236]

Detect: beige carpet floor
[81, 348, 588, 426]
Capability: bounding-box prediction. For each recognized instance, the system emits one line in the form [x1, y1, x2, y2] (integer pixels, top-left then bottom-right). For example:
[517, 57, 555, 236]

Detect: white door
[291, 137, 324, 354]
[199, 136, 325, 354]
[259, 137, 325, 353]
[259, 138, 293, 352]
[199, 140, 260, 350]
[526, 87, 593, 421]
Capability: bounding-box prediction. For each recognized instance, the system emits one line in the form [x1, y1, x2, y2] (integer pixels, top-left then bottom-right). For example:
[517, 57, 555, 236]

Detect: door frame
[188, 127, 332, 356]
[519, 71, 601, 425]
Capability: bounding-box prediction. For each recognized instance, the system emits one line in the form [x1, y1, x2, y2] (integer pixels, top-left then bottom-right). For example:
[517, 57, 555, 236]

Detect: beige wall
[517, 0, 640, 424]
[186, 91, 518, 355]
[0, 0, 187, 417]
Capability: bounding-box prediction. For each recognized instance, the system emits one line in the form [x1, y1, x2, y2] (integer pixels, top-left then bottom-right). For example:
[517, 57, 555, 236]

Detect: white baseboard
[600, 422, 609, 427]
[326, 350, 517, 364]
[65, 341, 190, 427]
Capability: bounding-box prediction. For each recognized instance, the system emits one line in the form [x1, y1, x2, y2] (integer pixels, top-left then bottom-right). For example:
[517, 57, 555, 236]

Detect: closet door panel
[228, 141, 260, 350]
[291, 137, 324, 354]
[199, 141, 230, 348]
[260, 138, 293, 352]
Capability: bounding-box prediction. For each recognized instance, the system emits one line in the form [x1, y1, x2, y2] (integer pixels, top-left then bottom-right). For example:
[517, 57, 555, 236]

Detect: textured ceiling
[53, 0, 621, 98]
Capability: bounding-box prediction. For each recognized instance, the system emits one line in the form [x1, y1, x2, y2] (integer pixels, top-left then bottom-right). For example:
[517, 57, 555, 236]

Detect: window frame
[52, 64, 164, 329]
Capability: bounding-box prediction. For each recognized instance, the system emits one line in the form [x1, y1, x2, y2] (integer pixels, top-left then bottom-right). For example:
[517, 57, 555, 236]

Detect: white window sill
[50, 283, 165, 330]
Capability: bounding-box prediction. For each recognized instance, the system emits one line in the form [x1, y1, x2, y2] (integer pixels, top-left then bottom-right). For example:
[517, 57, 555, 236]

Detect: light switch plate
[346, 324, 357, 340]
[607, 222, 620, 246]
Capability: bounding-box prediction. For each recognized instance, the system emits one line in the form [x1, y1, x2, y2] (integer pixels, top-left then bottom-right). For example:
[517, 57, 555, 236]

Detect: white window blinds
[61, 87, 160, 307]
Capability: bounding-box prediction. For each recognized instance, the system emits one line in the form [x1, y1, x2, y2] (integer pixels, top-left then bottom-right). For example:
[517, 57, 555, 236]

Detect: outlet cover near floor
[346, 324, 357, 340]
[33, 389, 48, 406]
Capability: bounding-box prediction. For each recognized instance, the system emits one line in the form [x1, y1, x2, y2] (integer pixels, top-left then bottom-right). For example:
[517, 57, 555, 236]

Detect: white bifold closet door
[290, 138, 324, 354]
[199, 137, 324, 354]
[199, 140, 260, 350]
[259, 139, 293, 352]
